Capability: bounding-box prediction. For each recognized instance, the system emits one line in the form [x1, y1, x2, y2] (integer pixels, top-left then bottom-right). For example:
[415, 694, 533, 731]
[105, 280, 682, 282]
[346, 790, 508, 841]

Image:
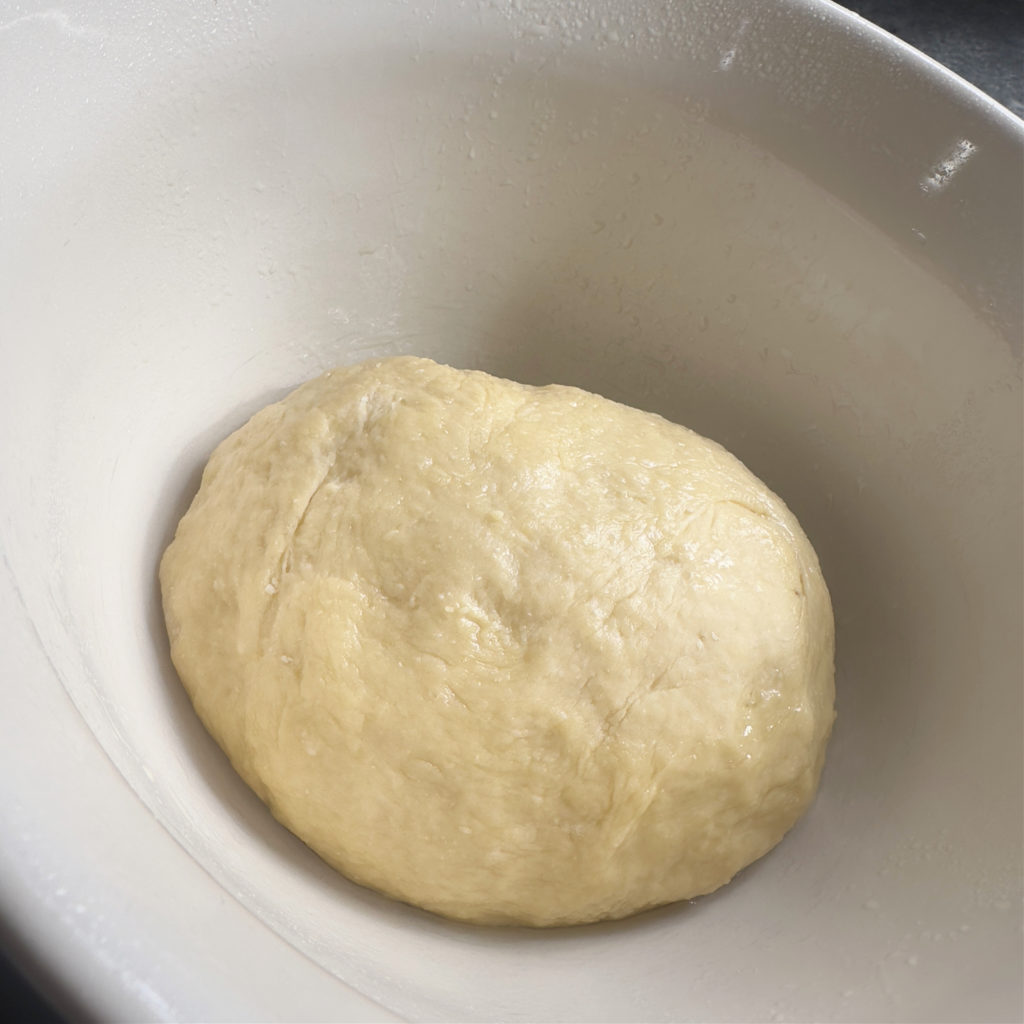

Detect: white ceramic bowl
[1, 1, 1021, 1020]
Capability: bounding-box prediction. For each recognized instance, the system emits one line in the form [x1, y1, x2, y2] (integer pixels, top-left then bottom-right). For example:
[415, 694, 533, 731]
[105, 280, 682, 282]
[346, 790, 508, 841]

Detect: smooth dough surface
[161, 356, 835, 926]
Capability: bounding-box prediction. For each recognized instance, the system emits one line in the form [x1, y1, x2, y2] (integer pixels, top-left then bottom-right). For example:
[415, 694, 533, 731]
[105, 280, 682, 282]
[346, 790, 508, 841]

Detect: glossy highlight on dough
[160, 356, 835, 926]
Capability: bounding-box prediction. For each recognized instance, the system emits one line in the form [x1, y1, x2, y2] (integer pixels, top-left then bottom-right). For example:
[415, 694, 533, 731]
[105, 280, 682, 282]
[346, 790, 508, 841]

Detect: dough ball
[160, 356, 835, 926]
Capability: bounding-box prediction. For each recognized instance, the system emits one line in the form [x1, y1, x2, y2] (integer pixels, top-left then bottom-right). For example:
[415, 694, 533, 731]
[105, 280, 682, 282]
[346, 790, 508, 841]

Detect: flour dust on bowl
[0, 0, 1020, 1021]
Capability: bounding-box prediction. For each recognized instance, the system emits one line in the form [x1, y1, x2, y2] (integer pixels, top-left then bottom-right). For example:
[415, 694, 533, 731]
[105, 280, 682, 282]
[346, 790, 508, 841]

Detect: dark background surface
[846, 0, 1023, 116]
[2, 3, 1021, 1022]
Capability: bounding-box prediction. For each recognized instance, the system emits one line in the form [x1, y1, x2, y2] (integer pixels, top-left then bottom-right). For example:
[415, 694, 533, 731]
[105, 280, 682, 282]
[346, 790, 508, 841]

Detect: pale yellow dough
[161, 356, 835, 926]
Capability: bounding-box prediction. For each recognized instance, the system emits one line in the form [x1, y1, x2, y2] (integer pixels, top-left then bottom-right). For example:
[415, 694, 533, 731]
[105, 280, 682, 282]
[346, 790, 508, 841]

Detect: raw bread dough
[161, 356, 835, 926]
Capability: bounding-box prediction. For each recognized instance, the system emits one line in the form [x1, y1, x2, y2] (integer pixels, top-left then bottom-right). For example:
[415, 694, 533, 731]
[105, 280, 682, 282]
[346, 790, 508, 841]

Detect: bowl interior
[1, 1, 1021, 1020]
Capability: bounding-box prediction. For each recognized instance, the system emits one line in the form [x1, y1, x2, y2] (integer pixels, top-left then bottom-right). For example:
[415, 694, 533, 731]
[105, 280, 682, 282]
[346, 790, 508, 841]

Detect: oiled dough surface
[160, 357, 835, 926]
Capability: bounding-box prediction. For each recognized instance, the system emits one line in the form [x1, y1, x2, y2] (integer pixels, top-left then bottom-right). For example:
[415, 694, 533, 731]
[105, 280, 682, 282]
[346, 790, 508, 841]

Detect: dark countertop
[2, 4, 1020, 1023]
[845, 0, 1023, 117]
